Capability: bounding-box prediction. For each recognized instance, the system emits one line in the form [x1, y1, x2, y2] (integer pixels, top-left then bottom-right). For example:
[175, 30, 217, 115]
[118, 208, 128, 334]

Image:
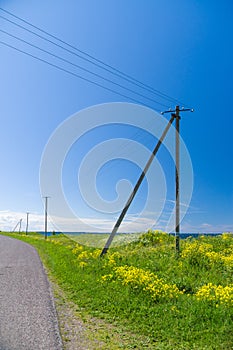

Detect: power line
[0, 28, 169, 108]
[0, 14, 173, 106]
[0, 8, 188, 107]
[0, 40, 160, 109]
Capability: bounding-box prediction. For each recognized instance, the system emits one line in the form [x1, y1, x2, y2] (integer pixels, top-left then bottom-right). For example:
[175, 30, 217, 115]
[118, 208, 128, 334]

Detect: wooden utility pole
[162, 106, 193, 253]
[100, 106, 193, 256]
[19, 218, 22, 233]
[12, 220, 21, 233]
[43, 196, 50, 240]
[175, 106, 181, 253]
[26, 212, 29, 235]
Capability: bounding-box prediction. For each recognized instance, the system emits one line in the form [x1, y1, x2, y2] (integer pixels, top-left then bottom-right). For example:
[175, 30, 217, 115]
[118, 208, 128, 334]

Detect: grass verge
[1, 231, 233, 349]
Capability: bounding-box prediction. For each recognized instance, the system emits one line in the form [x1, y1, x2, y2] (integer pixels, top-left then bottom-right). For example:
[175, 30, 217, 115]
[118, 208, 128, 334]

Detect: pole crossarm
[161, 107, 194, 115]
[100, 114, 176, 257]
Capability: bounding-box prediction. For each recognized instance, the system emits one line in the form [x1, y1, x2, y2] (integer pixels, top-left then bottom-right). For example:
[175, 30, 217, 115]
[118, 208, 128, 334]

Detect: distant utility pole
[26, 212, 29, 235]
[43, 196, 50, 240]
[12, 222, 18, 233]
[12, 219, 23, 233]
[161, 106, 193, 253]
[19, 219, 22, 233]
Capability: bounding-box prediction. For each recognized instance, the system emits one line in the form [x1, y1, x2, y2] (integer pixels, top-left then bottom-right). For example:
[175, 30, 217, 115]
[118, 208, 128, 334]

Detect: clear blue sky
[0, 0, 232, 233]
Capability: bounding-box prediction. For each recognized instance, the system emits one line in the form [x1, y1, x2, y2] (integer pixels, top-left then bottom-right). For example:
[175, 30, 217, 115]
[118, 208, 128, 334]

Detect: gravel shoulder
[49, 275, 154, 350]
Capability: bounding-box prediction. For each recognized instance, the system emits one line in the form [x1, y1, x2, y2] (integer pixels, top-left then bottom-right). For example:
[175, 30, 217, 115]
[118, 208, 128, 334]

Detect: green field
[2, 230, 233, 349]
[68, 232, 142, 248]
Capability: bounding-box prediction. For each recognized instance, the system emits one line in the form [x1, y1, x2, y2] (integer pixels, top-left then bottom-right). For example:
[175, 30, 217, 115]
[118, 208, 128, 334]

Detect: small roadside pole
[18, 218, 22, 233]
[161, 106, 193, 254]
[43, 196, 50, 240]
[12, 219, 22, 233]
[26, 212, 29, 235]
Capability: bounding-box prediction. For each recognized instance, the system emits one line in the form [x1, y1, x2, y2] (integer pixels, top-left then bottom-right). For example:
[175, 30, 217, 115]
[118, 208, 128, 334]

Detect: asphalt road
[0, 235, 63, 350]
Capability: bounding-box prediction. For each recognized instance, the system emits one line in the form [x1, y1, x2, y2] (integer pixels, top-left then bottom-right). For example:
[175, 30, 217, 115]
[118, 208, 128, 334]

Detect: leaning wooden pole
[100, 114, 176, 256]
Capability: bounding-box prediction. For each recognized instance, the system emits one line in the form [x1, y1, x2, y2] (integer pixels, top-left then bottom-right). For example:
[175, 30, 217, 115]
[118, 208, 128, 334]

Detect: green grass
[1, 231, 233, 349]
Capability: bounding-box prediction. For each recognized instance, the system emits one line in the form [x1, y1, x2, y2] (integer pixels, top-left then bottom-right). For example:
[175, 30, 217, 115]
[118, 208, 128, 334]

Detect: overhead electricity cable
[0, 16, 169, 108]
[0, 8, 187, 107]
[0, 29, 169, 108]
[0, 40, 161, 109]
